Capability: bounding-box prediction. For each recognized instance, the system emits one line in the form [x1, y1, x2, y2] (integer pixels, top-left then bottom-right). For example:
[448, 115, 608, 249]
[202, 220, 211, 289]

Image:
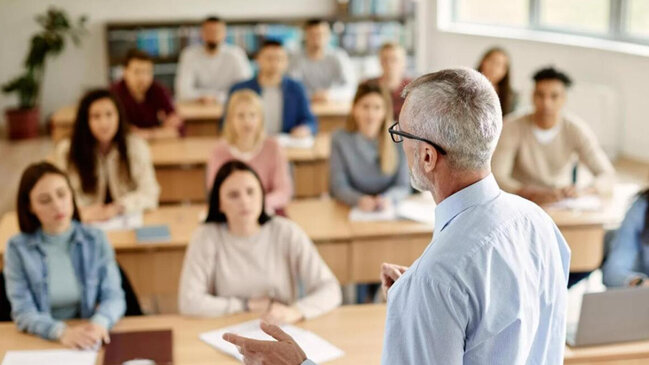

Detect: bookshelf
[104, 0, 417, 93]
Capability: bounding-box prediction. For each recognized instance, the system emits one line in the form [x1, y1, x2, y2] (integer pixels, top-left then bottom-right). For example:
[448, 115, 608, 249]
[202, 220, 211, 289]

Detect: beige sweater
[178, 217, 342, 319]
[52, 135, 160, 213]
[492, 113, 615, 194]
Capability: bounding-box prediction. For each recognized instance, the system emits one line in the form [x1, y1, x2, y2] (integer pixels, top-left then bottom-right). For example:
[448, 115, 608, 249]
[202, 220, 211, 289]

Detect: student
[53, 89, 160, 222]
[603, 189, 649, 287]
[476, 47, 518, 116]
[367, 42, 412, 121]
[179, 160, 341, 322]
[329, 82, 410, 212]
[175, 16, 252, 104]
[3, 162, 125, 347]
[206, 90, 293, 213]
[492, 67, 615, 205]
[288, 19, 355, 102]
[111, 49, 183, 139]
[229, 39, 317, 137]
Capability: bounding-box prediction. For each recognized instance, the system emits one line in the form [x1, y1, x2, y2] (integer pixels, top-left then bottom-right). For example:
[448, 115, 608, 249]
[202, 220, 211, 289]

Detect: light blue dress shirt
[381, 174, 570, 364]
[602, 196, 649, 287]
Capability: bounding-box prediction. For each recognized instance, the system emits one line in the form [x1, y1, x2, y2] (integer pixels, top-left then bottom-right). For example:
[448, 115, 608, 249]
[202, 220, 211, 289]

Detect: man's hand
[290, 125, 312, 138]
[310, 90, 329, 103]
[247, 297, 272, 313]
[262, 302, 304, 325]
[223, 322, 307, 365]
[381, 262, 408, 298]
[358, 195, 378, 212]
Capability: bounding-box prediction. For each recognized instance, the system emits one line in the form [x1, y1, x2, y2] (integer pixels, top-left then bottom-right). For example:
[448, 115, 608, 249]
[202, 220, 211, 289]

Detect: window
[448, 0, 649, 47]
[625, 0, 649, 38]
[539, 0, 610, 34]
[455, 0, 529, 27]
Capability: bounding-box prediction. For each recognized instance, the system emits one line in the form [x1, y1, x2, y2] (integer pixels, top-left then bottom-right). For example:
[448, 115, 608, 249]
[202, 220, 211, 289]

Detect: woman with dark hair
[178, 160, 340, 323]
[603, 189, 649, 287]
[329, 82, 410, 212]
[476, 47, 518, 116]
[52, 89, 159, 222]
[3, 162, 125, 347]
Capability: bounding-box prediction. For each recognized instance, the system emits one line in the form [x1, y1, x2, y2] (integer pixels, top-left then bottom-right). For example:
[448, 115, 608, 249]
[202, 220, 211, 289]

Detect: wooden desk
[0, 304, 386, 365]
[50, 103, 223, 140]
[544, 184, 639, 272]
[149, 135, 331, 203]
[1, 303, 647, 364]
[50, 100, 349, 141]
[0, 187, 636, 313]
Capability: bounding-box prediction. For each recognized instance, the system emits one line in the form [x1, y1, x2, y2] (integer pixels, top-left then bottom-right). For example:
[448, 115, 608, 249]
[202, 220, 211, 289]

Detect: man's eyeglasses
[388, 122, 447, 155]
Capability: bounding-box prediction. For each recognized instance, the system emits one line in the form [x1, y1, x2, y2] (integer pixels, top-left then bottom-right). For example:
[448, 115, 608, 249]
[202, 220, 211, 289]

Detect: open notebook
[200, 320, 344, 363]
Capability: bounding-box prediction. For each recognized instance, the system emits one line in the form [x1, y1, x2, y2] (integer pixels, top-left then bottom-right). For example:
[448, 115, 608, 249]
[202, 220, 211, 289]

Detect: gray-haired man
[225, 68, 570, 365]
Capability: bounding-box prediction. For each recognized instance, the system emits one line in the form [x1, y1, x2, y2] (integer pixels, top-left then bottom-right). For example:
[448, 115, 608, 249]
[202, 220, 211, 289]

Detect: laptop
[567, 286, 649, 347]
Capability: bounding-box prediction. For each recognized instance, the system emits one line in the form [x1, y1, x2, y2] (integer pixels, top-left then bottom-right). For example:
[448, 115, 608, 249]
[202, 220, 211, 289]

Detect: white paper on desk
[349, 203, 396, 221]
[276, 134, 315, 149]
[396, 198, 436, 225]
[546, 195, 602, 211]
[89, 212, 143, 231]
[200, 319, 344, 363]
[1, 349, 97, 365]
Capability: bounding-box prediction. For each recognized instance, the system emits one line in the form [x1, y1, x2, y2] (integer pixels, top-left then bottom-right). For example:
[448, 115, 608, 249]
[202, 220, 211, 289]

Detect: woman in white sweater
[179, 160, 341, 323]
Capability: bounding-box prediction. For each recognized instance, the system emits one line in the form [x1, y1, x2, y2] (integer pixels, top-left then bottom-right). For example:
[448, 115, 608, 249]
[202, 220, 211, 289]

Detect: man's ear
[420, 144, 438, 174]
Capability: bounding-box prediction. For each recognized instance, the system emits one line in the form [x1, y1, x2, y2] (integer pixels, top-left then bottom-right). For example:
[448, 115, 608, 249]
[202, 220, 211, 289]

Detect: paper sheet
[200, 320, 344, 364]
[348, 204, 396, 221]
[546, 195, 602, 211]
[396, 198, 436, 225]
[89, 212, 143, 231]
[276, 134, 315, 149]
[1, 349, 97, 365]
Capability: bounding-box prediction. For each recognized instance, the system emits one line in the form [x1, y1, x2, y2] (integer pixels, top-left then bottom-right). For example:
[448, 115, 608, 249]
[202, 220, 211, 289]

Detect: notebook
[135, 225, 171, 243]
[103, 330, 172, 365]
[1, 350, 96, 365]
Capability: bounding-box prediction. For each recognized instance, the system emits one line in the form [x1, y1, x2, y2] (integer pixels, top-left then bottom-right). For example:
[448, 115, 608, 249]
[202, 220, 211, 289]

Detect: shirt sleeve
[90, 230, 126, 329]
[3, 239, 65, 340]
[602, 198, 648, 287]
[294, 82, 318, 134]
[288, 222, 342, 319]
[571, 118, 616, 195]
[117, 137, 160, 213]
[382, 276, 466, 364]
[326, 50, 356, 101]
[264, 141, 293, 212]
[491, 120, 524, 193]
[231, 47, 253, 84]
[175, 48, 204, 101]
[178, 226, 247, 317]
[329, 134, 364, 206]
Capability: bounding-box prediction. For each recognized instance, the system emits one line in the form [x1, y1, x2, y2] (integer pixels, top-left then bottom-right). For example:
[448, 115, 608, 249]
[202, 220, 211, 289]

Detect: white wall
[422, 0, 649, 162]
[0, 0, 336, 130]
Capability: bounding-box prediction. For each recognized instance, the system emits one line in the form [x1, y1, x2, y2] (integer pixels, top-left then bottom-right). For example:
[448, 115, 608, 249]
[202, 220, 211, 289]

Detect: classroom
[1, 0, 649, 364]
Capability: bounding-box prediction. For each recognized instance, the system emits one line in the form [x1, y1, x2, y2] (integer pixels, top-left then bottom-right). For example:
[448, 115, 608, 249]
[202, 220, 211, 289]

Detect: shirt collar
[434, 174, 501, 235]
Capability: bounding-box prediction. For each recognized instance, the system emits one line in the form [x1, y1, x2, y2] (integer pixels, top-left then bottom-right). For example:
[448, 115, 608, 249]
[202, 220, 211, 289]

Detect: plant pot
[5, 107, 40, 140]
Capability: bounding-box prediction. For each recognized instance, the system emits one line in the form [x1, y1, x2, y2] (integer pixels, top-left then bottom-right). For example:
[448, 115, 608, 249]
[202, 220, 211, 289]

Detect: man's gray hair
[402, 68, 503, 171]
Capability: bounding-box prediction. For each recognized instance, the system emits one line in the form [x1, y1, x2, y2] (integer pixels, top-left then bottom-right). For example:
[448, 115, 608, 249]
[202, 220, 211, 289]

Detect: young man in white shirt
[175, 16, 252, 104]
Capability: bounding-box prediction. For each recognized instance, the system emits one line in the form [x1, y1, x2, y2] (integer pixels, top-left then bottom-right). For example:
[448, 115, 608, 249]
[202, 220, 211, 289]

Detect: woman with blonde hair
[329, 82, 410, 212]
[206, 89, 292, 213]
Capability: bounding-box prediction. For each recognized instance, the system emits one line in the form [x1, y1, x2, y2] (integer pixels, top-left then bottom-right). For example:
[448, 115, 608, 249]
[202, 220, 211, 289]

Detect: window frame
[449, 0, 649, 48]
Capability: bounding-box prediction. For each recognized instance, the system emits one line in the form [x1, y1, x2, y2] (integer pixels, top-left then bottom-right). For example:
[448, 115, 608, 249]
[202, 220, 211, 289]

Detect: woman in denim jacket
[3, 162, 125, 348]
[603, 189, 649, 287]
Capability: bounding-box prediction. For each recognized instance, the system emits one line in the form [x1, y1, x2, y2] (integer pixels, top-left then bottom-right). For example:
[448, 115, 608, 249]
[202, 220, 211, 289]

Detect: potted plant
[2, 7, 86, 140]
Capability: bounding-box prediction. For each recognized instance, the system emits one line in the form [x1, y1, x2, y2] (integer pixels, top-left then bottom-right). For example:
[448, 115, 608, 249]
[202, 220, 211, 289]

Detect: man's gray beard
[409, 164, 430, 193]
